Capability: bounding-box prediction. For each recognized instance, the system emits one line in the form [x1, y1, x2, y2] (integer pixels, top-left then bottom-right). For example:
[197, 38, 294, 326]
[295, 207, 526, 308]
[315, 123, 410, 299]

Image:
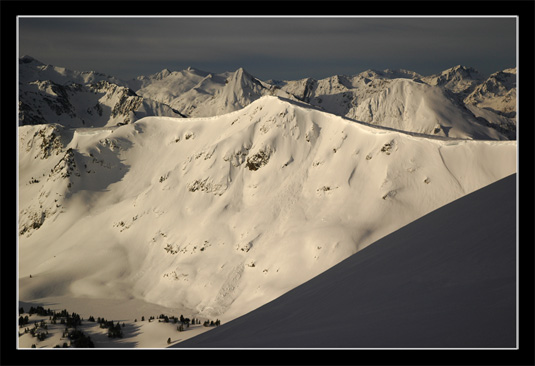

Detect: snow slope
[175, 173, 517, 348]
[18, 96, 517, 325]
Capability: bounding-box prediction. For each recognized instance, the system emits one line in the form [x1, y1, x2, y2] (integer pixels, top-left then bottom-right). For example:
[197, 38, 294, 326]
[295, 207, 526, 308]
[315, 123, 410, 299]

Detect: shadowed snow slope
[175, 173, 517, 348]
[18, 96, 516, 324]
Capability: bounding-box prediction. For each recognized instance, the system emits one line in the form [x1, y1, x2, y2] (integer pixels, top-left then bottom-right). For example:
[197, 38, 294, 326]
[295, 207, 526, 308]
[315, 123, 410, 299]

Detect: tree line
[19, 306, 93, 348]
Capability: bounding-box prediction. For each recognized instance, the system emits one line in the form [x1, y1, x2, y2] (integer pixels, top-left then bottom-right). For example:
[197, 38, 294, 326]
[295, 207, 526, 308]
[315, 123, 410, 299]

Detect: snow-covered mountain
[18, 56, 184, 127]
[463, 68, 517, 135]
[130, 66, 297, 118]
[422, 64, 486, 95]
[274, 67, 515, 139]
[128, 62, 515, 139]
[19, 56, 516, 140]
[18, 96, 516, 322]
[465, 68, 516, 116]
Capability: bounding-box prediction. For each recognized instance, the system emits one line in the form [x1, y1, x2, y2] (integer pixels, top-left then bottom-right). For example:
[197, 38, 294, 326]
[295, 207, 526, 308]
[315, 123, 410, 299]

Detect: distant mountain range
[19, 55, 516, 139]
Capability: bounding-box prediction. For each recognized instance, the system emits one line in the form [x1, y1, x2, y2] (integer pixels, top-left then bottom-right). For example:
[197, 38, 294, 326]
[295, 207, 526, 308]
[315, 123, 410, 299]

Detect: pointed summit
[230, 67, 254, 81]
[225, 67, 264, 91]
[443, 65, 482, 78]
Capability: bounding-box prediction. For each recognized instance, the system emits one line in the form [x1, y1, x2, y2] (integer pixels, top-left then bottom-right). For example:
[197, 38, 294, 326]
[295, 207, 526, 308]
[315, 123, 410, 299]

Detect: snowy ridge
[18, 96, 517, 323]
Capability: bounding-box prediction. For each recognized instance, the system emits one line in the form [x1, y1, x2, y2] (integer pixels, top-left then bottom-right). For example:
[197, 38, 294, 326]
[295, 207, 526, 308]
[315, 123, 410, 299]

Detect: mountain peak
[152, 68, 172, 80]
[442, 65, 482, 78]
[227, 67, 261, 86]
[19, 55, 43, 65]
[233, 67, 252, 78]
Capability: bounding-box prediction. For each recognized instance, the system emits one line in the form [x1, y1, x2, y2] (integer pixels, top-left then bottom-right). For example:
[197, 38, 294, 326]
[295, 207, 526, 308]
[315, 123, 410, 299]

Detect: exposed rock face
[245, 147, 272, 171]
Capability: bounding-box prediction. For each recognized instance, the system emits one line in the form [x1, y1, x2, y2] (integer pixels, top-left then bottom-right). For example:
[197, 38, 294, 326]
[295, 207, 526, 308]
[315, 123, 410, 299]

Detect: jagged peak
[439, 65, 482, 78]
[156, 68, 172, 78]
[490, 68, 516, 77]
[450, 64, 470, 71]
[224, 67, 264, 90]
[231, 67, 253, 79]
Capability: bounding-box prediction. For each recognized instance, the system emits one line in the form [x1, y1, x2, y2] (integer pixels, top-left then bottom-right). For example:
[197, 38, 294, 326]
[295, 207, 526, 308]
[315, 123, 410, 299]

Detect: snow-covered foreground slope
[18, 96, 517, 325]
[176, 173, 517, 348]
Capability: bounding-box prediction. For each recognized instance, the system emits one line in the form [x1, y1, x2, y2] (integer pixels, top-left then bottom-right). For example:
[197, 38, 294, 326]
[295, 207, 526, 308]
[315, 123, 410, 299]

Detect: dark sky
[18, 16, 517, 81]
